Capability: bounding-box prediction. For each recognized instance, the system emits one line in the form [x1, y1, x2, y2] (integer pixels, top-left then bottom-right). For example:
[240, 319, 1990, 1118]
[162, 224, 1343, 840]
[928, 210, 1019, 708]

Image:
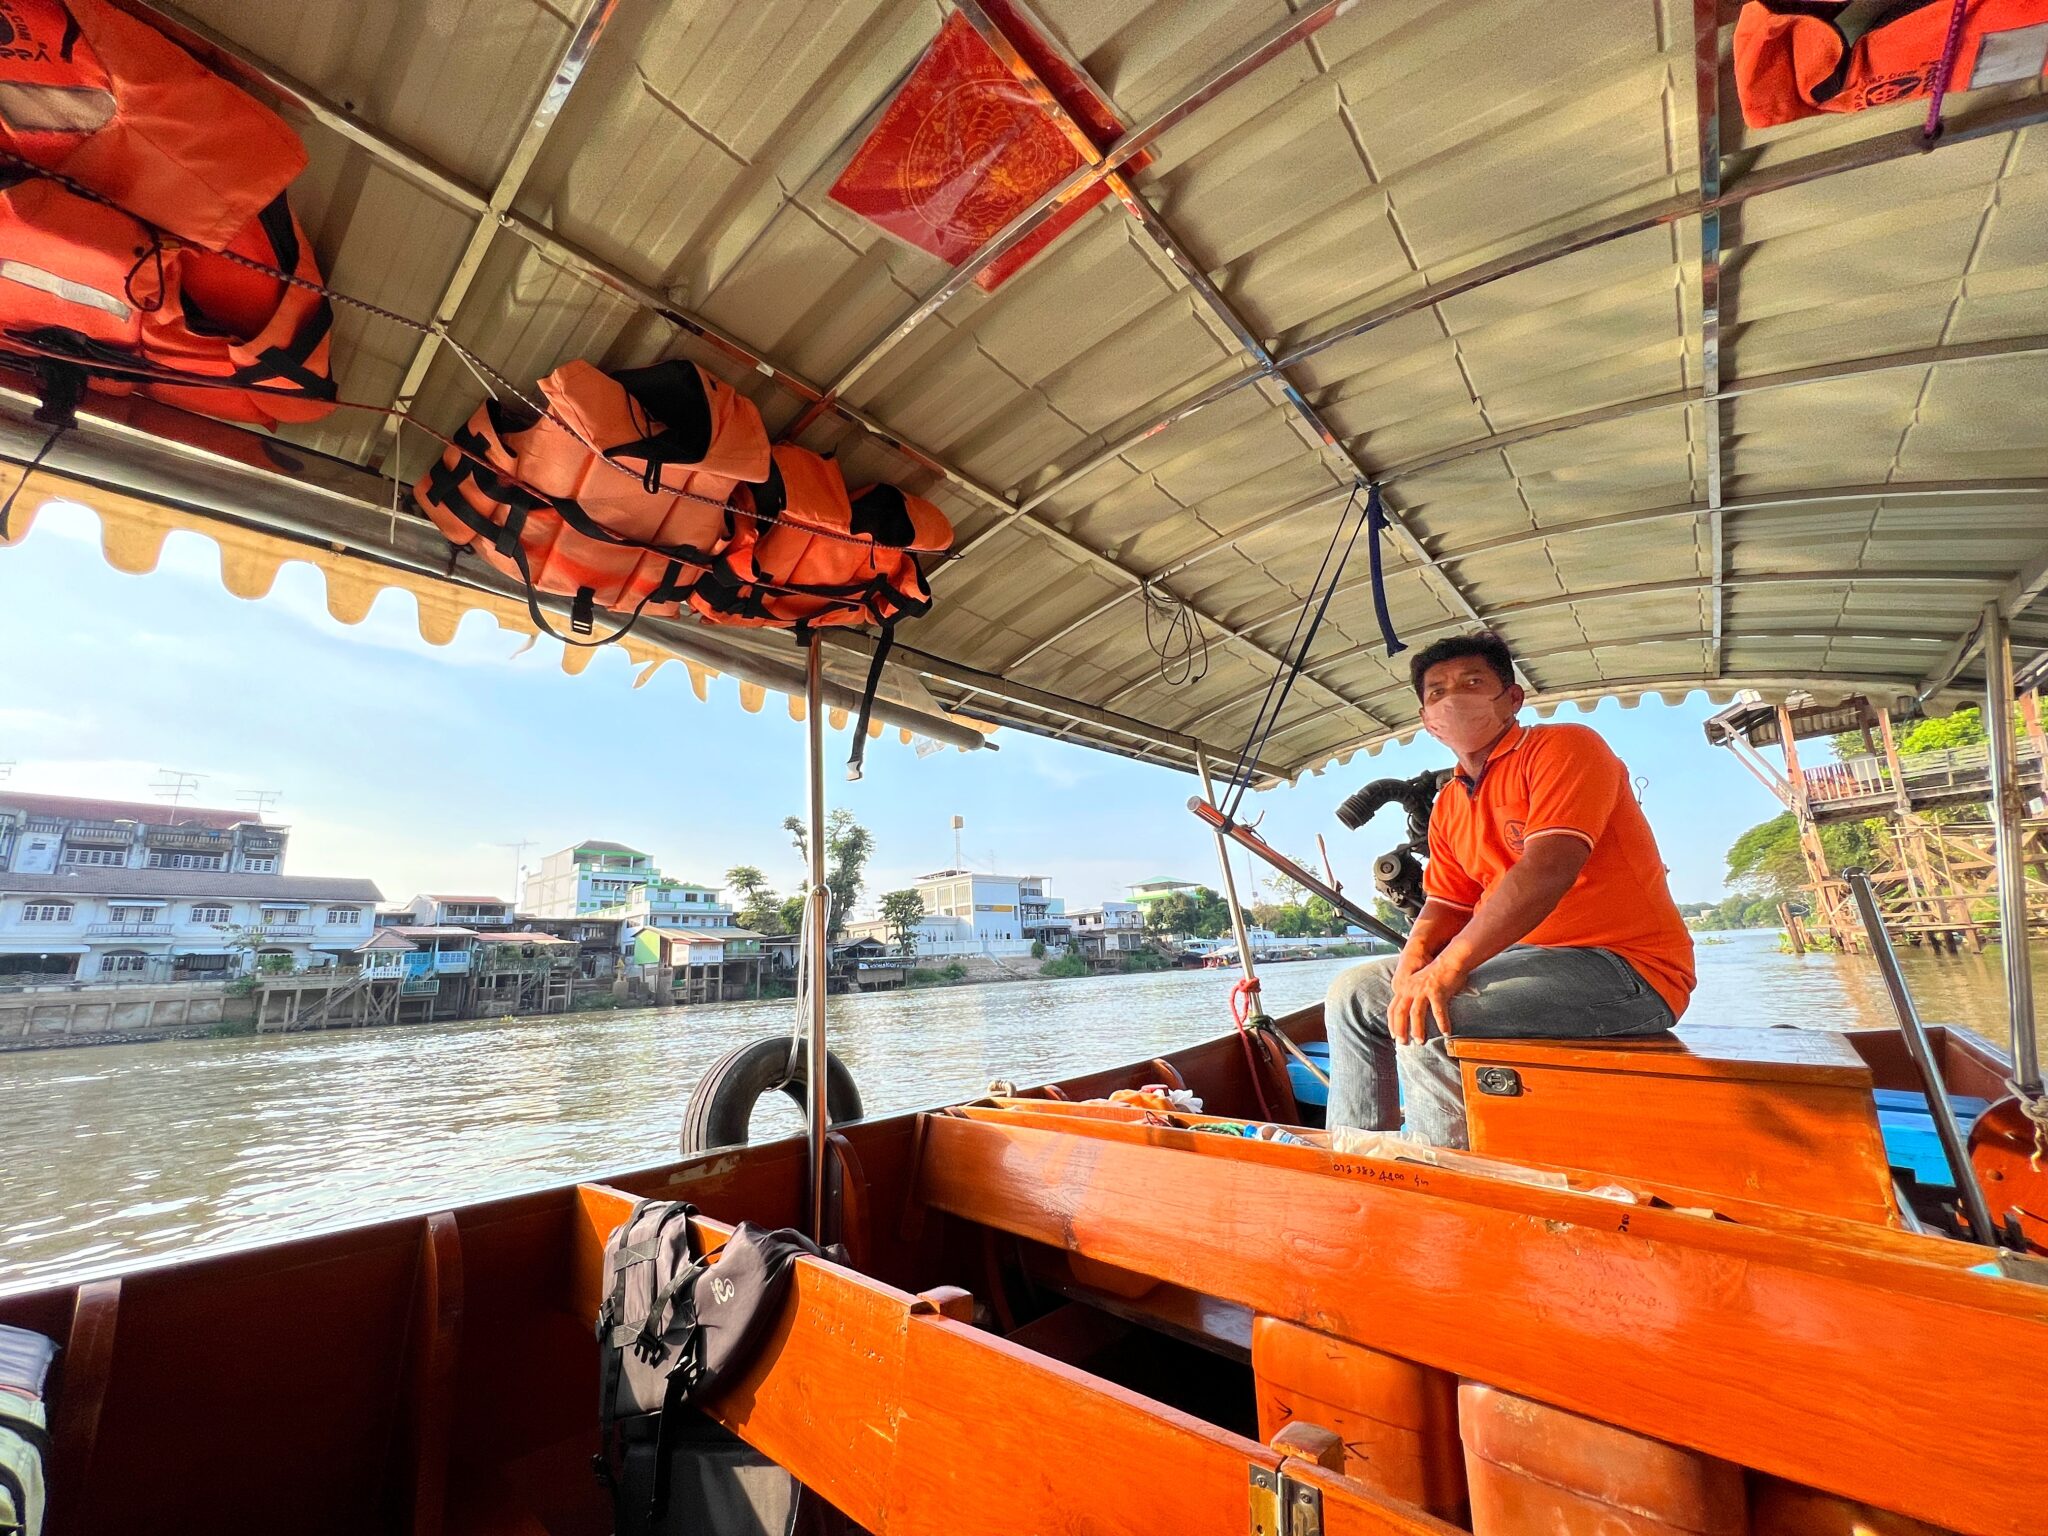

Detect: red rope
[1229, 975, 1277, 1121]
[1921, 0, 1972, 144]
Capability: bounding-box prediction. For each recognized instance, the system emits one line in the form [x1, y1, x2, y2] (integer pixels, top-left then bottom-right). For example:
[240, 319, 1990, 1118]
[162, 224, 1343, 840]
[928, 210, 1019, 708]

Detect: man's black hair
[1409, 630, 1515, 699]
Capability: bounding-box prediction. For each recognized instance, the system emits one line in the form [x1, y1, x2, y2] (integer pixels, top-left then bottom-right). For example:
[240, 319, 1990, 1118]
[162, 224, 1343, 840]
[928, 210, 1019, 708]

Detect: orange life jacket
[0, 0, 335, 427]
[690, 448, 952, 633]
[417, 359, 951, 775]
[1734, 0, 2048, 128]
[413, 358, 772, 637]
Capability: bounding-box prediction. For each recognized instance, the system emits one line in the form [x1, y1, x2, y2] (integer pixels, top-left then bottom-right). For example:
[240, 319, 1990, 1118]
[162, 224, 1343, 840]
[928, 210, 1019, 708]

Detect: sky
[0, 497, 1787, 914]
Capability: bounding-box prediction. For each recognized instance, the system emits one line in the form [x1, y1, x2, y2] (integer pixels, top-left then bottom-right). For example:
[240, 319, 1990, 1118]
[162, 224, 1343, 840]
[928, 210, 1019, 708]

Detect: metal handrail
[1843, 868, 1999, 1248]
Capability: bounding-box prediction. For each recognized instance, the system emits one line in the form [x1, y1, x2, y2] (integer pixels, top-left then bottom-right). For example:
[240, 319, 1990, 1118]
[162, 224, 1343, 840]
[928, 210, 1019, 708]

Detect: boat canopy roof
[3, 0, 2045, 783]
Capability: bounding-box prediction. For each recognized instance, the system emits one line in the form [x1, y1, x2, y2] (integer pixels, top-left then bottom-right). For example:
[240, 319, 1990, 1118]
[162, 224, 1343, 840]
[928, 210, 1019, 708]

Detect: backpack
[0, 1326, 54, 1536]
[594, 1200, 828, 1535]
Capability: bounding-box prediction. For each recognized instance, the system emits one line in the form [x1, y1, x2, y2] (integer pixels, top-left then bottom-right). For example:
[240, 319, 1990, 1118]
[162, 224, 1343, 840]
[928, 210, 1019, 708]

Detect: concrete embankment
[0, 981, 257, 1052]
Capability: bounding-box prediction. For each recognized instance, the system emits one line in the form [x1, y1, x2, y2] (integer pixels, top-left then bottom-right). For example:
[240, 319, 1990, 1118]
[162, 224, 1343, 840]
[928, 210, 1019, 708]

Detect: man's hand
[1387, 956, 1469, 1045]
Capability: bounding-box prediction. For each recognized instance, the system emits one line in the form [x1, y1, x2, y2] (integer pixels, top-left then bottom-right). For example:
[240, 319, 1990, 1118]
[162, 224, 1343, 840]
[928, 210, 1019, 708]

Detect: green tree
[777, 894, 808, 935]
[1150, 887, 1230, 939]
[1190, 886, 1230, 938]
[1725, 811, 1879, 899]
[879, 889, 926, 954]
[1898, 706, 1992, 755]
[1371, 898, 1411, 938]
[725, 864, 786, 935]
[1145, 892, 1195, 938]
[1829, 705, 2017, 762]
[1304, 895, 1344, 937]
[782, 809, 875, 941]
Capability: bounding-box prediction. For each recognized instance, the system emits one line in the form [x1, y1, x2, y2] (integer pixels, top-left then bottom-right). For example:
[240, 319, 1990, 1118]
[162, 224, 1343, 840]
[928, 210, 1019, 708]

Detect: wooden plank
[915, 1116, 2048, 1536]
[403, 1213, 463, 1536]
[51, 1279, 120, 1536]
[1453, 1042, 1899, 1227]
[571, 1185, 1457, 1536]
[944, 1104, 1970, 1265]
[1449, 1027, 1873, 1083]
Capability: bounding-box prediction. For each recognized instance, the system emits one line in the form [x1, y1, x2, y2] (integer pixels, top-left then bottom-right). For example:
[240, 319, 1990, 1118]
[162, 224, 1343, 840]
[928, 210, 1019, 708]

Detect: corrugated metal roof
[0, 794, 259, 831]
[3, 0, 2045, 783]
[0, 871, 384, 901]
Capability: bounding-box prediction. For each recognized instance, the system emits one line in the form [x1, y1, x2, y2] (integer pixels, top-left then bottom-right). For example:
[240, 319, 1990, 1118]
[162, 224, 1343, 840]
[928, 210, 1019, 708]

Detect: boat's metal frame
[1843, 867, 1999, 1246]
[1982, 604, 2043, 1100]
[4, 8, 2048, 1529]
[802, 636, 832, 1242]
[9, 0, 2031, 782]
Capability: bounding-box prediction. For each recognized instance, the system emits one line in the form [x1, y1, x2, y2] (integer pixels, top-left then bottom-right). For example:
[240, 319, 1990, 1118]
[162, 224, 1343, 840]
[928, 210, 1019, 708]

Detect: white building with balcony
[1068, 901, 1147, 960]
[0, 870, 386, 981]
[592, 877, 733, 947]
[0, 792, 289, 877]
[404, 893, 515, 929]
[522, 840, 661, 917]
[851, 869, 1070, 958]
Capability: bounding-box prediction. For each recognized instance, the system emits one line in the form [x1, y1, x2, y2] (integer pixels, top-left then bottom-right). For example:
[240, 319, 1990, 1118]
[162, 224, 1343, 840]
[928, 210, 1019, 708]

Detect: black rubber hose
[1335, 769, 1443, 835]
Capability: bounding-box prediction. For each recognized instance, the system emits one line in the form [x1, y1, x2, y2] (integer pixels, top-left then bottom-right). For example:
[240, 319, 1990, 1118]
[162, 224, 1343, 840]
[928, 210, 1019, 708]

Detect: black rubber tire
[680, 1035, 864, 1155]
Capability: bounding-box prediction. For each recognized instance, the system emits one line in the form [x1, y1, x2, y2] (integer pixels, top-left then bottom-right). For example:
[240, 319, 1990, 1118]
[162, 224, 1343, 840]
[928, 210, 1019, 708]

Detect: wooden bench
[568, 1183, 1459, 1536]
[912, 1110, 2045, 1536]
[1449, 1027, 1901, 1226]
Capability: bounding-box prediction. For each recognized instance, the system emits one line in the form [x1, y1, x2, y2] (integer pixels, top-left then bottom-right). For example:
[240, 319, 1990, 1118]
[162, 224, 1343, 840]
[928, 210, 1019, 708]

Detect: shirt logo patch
[1504, 818, 1527, 853]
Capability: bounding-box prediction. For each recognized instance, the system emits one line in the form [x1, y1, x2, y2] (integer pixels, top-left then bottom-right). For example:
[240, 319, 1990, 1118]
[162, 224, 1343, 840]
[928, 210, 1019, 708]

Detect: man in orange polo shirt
[1326, 631, 1694, 1147]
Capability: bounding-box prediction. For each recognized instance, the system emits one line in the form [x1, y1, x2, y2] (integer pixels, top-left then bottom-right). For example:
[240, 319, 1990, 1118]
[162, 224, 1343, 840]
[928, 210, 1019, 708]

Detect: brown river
[3, 929, 2043, 1291]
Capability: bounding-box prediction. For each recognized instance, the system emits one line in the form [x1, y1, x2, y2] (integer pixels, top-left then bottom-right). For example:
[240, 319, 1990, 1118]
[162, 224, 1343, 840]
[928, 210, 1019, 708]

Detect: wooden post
[1778, 703, 1853, 951]
[1877, 706, 1910, 811]
[1779, 902, 1807, 954]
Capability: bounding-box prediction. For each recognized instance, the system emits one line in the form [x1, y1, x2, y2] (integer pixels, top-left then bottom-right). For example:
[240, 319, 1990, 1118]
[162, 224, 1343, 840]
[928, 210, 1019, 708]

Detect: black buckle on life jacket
[571, 587, 596, 636]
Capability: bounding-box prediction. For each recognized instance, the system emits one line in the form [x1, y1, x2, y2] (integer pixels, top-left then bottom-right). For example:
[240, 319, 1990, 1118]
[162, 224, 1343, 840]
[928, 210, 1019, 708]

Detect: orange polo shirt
[1421, 721, 1695, 1017]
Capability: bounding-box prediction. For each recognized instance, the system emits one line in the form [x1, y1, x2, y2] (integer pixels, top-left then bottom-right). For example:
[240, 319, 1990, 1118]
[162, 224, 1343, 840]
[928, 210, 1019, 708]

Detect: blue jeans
[1325, 945, 1675, 1148]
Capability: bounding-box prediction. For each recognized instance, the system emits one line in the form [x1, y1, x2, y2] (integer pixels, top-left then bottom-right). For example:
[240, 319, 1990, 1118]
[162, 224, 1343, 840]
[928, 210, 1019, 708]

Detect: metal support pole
[1844, 870, 2000, 1245]
[1195, 752, 1261, 996]
[804, 636, 831, 1242]
[1983, 604, 2042, 1096]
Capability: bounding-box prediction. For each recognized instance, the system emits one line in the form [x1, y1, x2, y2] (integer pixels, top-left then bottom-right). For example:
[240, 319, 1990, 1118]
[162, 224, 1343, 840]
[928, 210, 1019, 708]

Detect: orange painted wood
[1750, 1477, 1960, 1535]
[1459, 1028, 1874, 1082]
[1253, 1318, 1465, 1523]
[403, 1212, 464, 1536]
[50, 1279, 120, 1536]
[1452, 1029, 1900, 1225]
[571, 1186, 1459, 1536]
[1460, 1382, 1746, 1535]
[910, 1285, 974, 1321]
[824, 1130, 869, 1271]
[1149, 1057, 1189, 1091]
[915, 1114, 2048, 1536]
[952, 1104, 1970, 1264]
[1272, 1420, 1346, 1471]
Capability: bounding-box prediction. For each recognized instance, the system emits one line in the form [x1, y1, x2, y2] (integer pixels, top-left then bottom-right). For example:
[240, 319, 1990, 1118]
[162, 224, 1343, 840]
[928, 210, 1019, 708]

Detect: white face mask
[1421, 687, 1513, 757]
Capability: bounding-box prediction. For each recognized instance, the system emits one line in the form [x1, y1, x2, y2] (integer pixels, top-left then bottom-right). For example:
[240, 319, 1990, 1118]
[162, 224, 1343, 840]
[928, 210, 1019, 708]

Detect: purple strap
[1922, 0, 1973, 143]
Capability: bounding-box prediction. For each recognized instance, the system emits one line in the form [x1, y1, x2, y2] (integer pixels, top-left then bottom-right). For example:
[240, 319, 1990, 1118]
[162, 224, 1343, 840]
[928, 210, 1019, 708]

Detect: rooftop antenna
[951, 814, 964, 872]
[151, 769, 207, 825]
[0, 761, 14, 781]
[238, 788, 283, 821]
[497, 839, 535, 904]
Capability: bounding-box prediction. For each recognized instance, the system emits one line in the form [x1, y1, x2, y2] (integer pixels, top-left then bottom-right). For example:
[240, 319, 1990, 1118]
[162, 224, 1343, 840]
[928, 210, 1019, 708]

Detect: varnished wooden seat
[1448, 1027, 1900, 1225]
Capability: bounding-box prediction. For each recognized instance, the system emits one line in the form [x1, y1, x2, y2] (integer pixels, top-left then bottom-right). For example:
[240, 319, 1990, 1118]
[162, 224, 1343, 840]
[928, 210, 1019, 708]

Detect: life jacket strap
[846, 622, 894, 782]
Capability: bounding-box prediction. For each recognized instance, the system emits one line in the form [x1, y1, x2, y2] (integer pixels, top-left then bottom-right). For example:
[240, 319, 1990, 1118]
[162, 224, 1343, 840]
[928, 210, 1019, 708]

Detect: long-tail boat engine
[1334, 769, 1448, 920]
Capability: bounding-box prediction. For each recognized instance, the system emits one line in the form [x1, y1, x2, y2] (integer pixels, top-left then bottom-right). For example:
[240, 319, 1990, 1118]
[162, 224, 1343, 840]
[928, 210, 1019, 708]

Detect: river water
[4, 930, 2043, 1291]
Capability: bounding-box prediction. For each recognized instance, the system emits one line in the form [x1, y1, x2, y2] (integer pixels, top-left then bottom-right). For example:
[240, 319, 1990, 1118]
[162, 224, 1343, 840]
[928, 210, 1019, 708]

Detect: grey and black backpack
[594, 1200, 827, 1536]
[0, 1326, 54, 1536]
